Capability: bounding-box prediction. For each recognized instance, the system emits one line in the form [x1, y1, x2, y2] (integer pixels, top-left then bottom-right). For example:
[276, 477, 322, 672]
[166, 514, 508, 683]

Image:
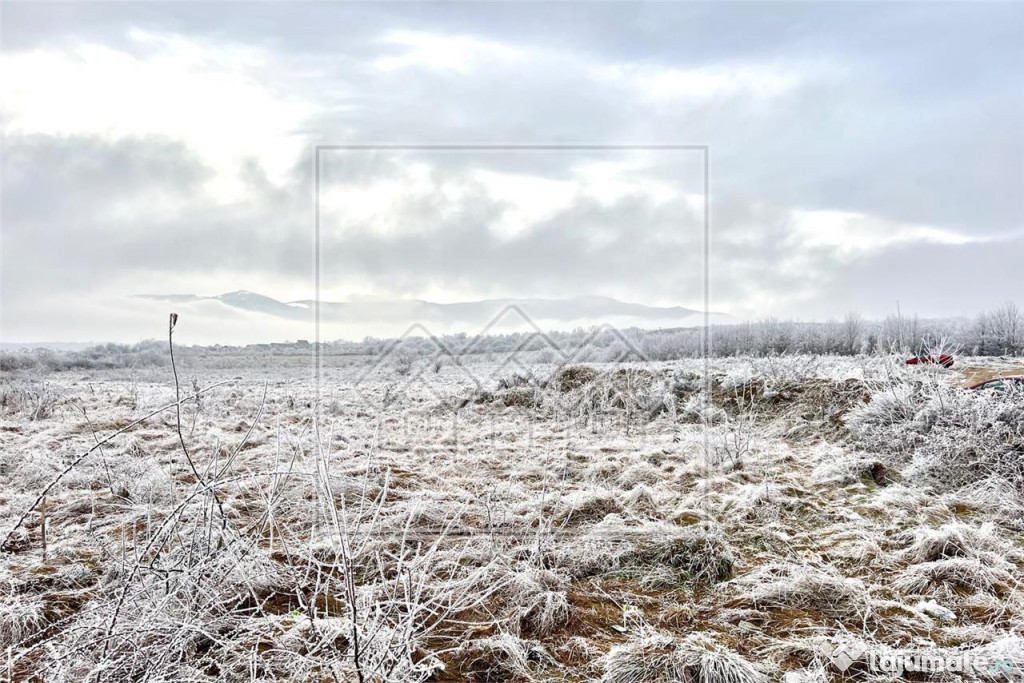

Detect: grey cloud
[2, 134, 210, 223]
[4, 135, 707, 302]
[1, 135, 306, 297]
[0, 132, 825, 318]
[2, 2, 1022, 342]
[824, 236, 1024, 320]
[319, 192, 704, 301]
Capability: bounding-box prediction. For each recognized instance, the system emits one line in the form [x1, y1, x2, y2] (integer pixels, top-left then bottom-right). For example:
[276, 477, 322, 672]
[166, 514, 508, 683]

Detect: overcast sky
[2, 2, 1022, 344]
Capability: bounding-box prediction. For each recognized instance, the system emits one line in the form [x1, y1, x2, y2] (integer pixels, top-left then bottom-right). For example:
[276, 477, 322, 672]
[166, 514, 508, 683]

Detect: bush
[848, 380, 1024, 492]
[631, 522, 736, 584]
[601, 632, 764, 683]
[555, 365, 599, 392]
[0, 381, 62, 420]
[0, 342, 167, 373]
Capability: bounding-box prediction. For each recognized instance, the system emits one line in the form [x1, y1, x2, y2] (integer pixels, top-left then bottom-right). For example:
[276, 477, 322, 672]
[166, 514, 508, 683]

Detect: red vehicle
[967, 376, 1024, 392]
[906, 354, 954, 368]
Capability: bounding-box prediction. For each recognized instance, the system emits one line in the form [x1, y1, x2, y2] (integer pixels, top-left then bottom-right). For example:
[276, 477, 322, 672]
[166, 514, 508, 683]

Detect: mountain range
[135, 291, 720, 328]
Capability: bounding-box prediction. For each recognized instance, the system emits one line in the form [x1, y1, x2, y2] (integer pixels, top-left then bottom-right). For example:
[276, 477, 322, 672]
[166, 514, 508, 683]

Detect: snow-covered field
[2, 354, 1023, 681]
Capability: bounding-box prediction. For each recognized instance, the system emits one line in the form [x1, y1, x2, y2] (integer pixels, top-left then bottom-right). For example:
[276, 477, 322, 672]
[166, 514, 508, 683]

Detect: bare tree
[992, 301, 1022, 355]
[841, 311, 864, 355]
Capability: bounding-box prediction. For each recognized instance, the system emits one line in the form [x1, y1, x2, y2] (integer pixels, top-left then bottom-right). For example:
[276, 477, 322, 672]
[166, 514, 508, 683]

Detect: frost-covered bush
[904, 390, 1024, 491]
[731, 564, 869, 622]
[600, 632, 764, 683]
[553, 488, 623, 525]
[847, 379, 1024, 492]
[812, 455, 892, 486]
[623, 522, 737, 585]
[894, 557, 1016, 597]
[617, 461, 665, 489]
[0, 342, 167, 373]
[559, 367, 672, 423]
[670, 370, 702, 398]
[555, 365, 599, 393]
[451, 632, 553, 681]
[0, 594, 47, 648]
[845, 385, 921, 451]
[900, 521, 1018, 565]
[0, 380, 63, 420]
[679, 393, 726, 424]
[502, 565, 572, 636]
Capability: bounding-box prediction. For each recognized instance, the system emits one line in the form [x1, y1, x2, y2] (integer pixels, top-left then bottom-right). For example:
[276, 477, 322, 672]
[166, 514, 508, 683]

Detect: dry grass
[600, 632, 766, 683]
[1, 354, 1021, 681]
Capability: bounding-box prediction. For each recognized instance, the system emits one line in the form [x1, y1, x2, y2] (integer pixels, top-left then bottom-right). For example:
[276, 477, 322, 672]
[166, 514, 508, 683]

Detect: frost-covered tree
[841, 311, 864, 355]
[974, 301, 1023, 356]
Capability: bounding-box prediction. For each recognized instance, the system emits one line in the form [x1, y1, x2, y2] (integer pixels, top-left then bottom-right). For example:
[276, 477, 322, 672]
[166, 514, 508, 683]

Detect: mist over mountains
[135, 291, 721, 335]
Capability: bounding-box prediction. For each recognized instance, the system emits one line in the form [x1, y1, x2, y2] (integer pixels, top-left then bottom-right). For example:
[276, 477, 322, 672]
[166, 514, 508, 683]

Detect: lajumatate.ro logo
[821, 640, 1016, 676]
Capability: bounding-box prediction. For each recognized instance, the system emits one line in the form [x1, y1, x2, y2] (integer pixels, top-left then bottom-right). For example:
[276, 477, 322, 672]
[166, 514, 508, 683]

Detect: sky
[1, 2, 1022, 344]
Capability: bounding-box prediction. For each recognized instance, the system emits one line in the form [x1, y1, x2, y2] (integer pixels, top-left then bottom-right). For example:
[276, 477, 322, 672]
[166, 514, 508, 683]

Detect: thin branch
[1, 379, 234, 552]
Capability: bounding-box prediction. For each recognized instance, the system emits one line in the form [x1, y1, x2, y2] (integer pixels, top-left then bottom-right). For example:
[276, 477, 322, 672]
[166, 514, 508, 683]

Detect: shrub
[847, 378, 1024, 493]
[730, 564, 869, 621]
[894, 557, 1015, 597]
[555, 365, 599, 393]
[630, 522, 736, 585]
[601, 632, 765, 683]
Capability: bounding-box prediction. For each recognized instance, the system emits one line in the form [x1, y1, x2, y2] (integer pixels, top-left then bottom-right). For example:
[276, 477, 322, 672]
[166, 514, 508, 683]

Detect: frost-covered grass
[0, 353, 1022, 681]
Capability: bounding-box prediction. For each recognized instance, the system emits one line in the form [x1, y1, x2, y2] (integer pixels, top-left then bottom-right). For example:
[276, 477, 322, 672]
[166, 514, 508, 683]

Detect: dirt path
[957, 360, 1024, 386]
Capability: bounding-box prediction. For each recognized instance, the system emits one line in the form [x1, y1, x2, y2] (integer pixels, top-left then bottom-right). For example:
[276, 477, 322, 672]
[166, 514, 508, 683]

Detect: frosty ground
[1, 352, 1022, 681]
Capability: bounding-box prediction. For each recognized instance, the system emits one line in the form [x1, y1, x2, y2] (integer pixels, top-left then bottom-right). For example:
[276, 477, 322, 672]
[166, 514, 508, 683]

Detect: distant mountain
[135, 291, 721, 328]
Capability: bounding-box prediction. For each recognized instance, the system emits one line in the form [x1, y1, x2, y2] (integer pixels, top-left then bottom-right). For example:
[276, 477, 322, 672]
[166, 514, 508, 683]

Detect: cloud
[826, 235, 1024, 319]
[1, 29, 316, 192]
[0, 134, 310, 303]
[787, 210, 981, 260]
[589, 60, 812, 101]
[372, 30, 526, 73]
[1, 3, 1022, 343]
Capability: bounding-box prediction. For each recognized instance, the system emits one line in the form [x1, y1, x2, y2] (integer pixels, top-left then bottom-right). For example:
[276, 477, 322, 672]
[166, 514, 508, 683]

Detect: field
[2, 351, 1023, 681]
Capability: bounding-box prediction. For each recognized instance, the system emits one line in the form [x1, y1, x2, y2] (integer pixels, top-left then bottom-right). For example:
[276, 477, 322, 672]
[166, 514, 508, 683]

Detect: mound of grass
[630, 522, 737, 585]
[717, 377, 870, 442]
[730, 564, 869, 622]
[553, 489, 624, 526]
[449, 632, 553, 681]
[894, 557, 1015, 597]
[600, 632, 765, 683]
[849, 382, 1024, 492]
[556, 365, 600, 393]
